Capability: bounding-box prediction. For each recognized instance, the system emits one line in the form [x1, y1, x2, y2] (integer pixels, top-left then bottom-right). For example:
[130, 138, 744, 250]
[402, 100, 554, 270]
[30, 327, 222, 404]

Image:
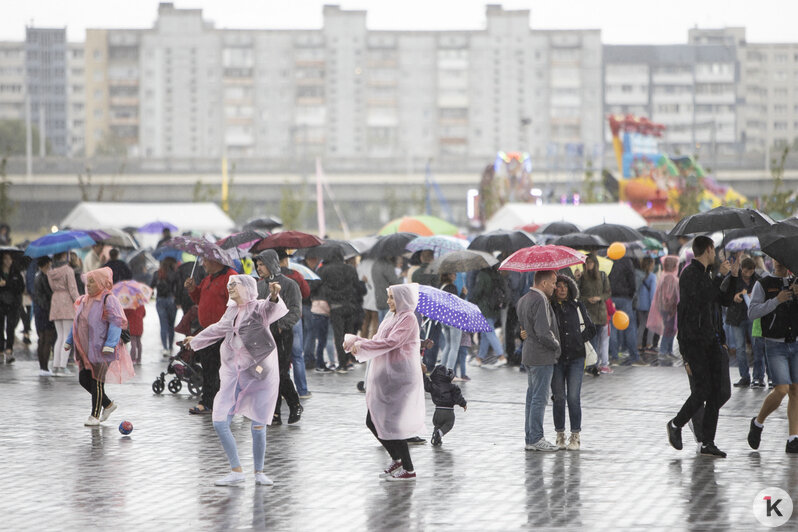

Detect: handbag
[577, 306, 598, 367]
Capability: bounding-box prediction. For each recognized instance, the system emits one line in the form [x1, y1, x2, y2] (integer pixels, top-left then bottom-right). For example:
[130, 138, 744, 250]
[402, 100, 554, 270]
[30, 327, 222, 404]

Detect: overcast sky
[2, 0, 796, 45]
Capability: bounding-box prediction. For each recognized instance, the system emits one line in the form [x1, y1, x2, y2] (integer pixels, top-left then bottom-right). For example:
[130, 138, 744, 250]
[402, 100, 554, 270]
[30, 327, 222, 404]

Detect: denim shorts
[764, 340, 798, 385]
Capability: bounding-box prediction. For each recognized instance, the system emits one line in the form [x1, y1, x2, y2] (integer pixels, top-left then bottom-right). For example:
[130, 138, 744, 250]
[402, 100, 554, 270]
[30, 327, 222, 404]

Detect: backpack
[489, 271, 508, 310]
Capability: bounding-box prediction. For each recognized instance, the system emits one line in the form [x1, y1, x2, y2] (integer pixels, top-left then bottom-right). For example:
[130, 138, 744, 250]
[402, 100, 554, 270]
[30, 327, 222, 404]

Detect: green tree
[279, 183, 303, 230]
[0, 158, 15, 224]
[0, 119, 44, 156]
[759, 145, 797, 219]
[94, 130, 127, 157]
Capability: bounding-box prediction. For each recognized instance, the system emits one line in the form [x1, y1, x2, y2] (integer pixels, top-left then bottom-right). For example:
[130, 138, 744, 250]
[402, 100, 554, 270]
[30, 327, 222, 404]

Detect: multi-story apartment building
[25, 27, 69, 156]
[66, 43, 85, 157]
[0, 42, 26, 123]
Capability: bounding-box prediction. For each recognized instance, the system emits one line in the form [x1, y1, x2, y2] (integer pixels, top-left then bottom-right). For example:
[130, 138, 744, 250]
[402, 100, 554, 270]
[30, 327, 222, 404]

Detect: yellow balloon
[612, 310, 630, 330]
[607, 242, 626, 260]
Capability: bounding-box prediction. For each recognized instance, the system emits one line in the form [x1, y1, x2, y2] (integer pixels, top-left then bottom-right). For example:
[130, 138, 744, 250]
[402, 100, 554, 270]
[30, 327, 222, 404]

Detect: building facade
[25, 27, 69, 156]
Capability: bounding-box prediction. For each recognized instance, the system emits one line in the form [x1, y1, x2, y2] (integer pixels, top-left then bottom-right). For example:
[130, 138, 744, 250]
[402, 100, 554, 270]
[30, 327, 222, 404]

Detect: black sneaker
[406, 436, 426, 445]
[700, 442, 727, 458]
[733, 378, 751, 388]
[787, 439, 798, 454]
[272, 414, 282, 426]
[768, 381, 775, 389]
[667, 420, 683, 450]
[430, 430, 442, 447]
[288, 404, 304, 425]
[747, 417, 763, 449]
[750, 380, 766, 388]
[315, 366, 332, 373]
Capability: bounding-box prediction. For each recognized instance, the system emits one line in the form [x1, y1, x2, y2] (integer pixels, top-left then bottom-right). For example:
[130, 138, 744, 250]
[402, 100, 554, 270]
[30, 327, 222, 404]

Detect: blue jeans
[608, 297, 639, 360]
[659, 335, 675, 356]
[213, 414, 267, 471]
[764, 340, 798, 385]
[441, 325, 462, 370]
[551, 357, 585, 432]
[456, 346, 469, 378]
[478, 316, 505, 360]
[590, 324, 609, 366]
[524, 364, 554, 445]
[730, 320, 753, 379]
[752, 337, 771, 382]
[155, 297, 177, 351]
[291, 319, 308, 396]
[304, 313, 330, 369]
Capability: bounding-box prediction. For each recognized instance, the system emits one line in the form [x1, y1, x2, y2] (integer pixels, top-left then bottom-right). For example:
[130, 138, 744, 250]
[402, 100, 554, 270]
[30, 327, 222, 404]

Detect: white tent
[486, 203, 648, 232]
[61, 202, 236, 234]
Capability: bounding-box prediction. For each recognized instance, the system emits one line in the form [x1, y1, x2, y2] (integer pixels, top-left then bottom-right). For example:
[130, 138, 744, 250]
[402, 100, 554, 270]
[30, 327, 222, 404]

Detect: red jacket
[190, 267, 235, 328]
[124, 306, 146, 336]
[284, 268, 310, 300]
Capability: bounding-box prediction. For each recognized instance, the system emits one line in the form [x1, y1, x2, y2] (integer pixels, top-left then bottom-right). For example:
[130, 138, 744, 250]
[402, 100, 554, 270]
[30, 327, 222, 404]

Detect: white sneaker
[555, 432, 567, 450]
[100, 402, 117, 422]
[55, 367, 73, 377]
[84, 416, 101, 427]
[214, 471, 246, 486]
[254, 472, 274, 486]
[494, 357, 508, 367]
[39, 369, 54, 377]
[566, 432, 581, 451]
[525, 438, 559, 452]
[162, 349, 171, 358]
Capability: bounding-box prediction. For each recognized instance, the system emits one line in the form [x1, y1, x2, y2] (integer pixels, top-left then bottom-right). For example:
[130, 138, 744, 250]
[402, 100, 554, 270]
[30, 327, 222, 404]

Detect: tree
[94, 130, 127, 157]
[581, 158, 603, 203]
[0, 158, 15, 224]
[759, 145, 797, 220]
[279, 183, 303, 230]
[0, 119, 44, 156]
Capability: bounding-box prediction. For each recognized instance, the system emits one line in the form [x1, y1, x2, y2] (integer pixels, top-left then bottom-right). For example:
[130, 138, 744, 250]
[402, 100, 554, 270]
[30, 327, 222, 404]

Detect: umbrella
[636, 226, 669, 243]
[668, 206, 774, 237]
[756, 221, 798, 273]
[243, 216, 283, 231]
[536, 221, 580, 236]
[405, 235, 468, 258]
[306, 240, 360, 261]
[89, 228, 139, 249]
[152, 247, 186, 262]
[288, 261, 320, 281]
[177, 261, 206, 284]
[112, 280, 153, 310]
[82, 229, 112, 242]
[378, 215, 459, 237]
[552, 233, 608, 251]
[468, 230, 536, 254]
[138, 221, 178, 234]
[250, 231, 323, 252]
[427, 250, 498, 274]
[625, 238, 666, 259]
[24, 230, 96, 258]
[368, 232, 419, 259]
[217, 230, 268, 250]
[0, 245, 28, 269]
[499, 245, 586, 272]
[164, 236, 235, 267]
[725, 236, 760, 252]
[349, 236, 379, 256]
[584, 223, 644, 243]
[416, 285, 493, 333]
[516, 223, 540, 233]
[126, 250, 159, 280]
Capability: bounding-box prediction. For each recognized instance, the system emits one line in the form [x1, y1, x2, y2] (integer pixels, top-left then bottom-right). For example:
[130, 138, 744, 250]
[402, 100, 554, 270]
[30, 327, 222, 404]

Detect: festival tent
[60, 202, 236, 234]
[486, 203, 647, 232]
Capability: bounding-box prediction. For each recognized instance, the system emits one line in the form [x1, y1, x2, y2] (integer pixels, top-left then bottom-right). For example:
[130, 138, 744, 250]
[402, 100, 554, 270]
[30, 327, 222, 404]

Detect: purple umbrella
[416, 285, 492, 333]
[138, 221, 178, 234]
[163, 236, 235, 268]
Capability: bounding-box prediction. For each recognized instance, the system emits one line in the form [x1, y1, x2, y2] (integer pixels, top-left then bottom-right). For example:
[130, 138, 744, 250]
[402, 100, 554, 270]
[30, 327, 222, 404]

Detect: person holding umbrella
[0, 251, 24, 363]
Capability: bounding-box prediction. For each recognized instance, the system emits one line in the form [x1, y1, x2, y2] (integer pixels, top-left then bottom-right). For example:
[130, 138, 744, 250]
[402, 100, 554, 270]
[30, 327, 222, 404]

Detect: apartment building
[66, 42, 85, 156]
[0, 42, 26, 122]
[25, 27, 68, 156]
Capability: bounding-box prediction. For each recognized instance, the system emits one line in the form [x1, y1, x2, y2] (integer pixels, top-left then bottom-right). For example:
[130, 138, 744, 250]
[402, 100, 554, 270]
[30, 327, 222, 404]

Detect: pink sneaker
[386, 468, 416, 481]
[379, 460, 402, 478]
[599, 365, 613, 374]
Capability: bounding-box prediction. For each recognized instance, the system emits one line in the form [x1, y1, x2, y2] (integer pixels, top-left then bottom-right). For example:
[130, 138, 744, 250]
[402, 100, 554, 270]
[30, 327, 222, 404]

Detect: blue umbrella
[138, 221, 178, 234]
[288, 261, 320, 281]
[24, 230, 96, 258]
[152, 247, 185, 262]
[416, 285, 492, 333]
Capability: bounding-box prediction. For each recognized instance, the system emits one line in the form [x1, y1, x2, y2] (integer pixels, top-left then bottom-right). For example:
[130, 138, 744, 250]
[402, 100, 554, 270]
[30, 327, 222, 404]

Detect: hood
[430, 364, 454, 384]
[389, 283, 419, 314]
[83, 267, 114, 300]
[226, 274, 259, 307]
[46, 263, 72, 286]
[255, 250, 282, 279]
[555, 274, 579, 302]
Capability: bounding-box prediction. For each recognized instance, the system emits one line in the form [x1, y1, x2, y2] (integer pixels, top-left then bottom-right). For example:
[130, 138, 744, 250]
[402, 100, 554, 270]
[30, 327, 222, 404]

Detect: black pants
[271, 324, 300, 417]
[20, 304, 31, 334]
[0, 302, 20, 352]
[422, 322, 442, 370]
[330, 308, 358, 368]
[366, 411, 413, 472]
[37, 327, 56, 371]
[197, 339, 222, 410]
[433, 407, 456, 436]
[673, 343, 731, 445]
[504, 306, 520, 363]
[79, 368, 111, 418]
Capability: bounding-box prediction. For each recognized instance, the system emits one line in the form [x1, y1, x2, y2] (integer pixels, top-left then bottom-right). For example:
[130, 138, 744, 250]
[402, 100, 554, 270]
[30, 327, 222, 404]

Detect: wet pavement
[1, 304, 796, 530]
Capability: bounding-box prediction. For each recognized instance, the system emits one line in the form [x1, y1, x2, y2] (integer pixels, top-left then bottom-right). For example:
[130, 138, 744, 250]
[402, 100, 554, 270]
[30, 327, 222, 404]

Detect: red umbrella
[499, 245, 586, 272]
[250, 231, 323, 252]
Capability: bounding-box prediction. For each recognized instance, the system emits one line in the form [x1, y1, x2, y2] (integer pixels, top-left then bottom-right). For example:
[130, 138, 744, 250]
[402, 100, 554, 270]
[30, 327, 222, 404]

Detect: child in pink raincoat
[185, 274, 287, 487]
[344, 283, 426, 481]
[647, 255, 680, 360]
[64, 267, 134, 427]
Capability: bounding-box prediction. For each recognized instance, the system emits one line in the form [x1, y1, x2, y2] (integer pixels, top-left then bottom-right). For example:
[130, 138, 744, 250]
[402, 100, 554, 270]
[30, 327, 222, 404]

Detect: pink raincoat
[72, 267, 134, 384]
[189, 274, 287, 425]
[647, 256, 680, 337]
[47, 262, 79, 321]
[344, 283, 425, 440]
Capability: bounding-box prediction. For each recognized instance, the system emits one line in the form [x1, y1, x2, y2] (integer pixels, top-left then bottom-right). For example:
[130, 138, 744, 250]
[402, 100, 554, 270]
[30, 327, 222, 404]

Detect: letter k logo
[765, 496, 783, 517]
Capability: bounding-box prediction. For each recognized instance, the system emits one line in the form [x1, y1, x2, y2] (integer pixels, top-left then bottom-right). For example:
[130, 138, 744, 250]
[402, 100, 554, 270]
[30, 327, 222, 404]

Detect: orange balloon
[613, 310, 630, 330]
[607, 242, 626, 260]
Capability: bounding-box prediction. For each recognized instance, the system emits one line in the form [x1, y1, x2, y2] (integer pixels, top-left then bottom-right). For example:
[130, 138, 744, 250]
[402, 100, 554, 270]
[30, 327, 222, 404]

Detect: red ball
[119, 420, 134, 435]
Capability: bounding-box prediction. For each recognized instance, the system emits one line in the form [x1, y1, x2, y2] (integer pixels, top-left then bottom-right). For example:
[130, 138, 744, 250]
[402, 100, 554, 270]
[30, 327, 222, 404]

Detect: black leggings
[0, 302, 20, 352]
[433, 408, 456, 436]
[79, 368, 112, 418]
[271, 324, 300, 416]
[366, 411, 413, 472]
[37, 327, 56, 370]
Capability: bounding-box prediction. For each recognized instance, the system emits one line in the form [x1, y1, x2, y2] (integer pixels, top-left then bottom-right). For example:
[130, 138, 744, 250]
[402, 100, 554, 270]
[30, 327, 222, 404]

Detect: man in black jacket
[667, 236, 732, 457]
[608, 255, 640, 365]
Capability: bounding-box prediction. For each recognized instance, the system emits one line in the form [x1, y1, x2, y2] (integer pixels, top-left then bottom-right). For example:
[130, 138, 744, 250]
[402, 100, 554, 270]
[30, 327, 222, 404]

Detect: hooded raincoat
[344, 283, 425, 440]
[647, 256, 680, 337]
[47, 262, 80, 321]
[69, 267, 134, 383]
[189, 274, 288, 425]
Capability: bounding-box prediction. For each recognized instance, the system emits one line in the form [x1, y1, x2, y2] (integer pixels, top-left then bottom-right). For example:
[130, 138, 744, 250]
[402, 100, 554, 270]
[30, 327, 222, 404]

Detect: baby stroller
[152, 306, 203, 396]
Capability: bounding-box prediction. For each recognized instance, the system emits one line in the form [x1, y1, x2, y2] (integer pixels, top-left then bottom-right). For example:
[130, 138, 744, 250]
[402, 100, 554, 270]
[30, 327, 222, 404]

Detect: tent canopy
[61, 202, 236, 234]
[486, 203, 647, 232]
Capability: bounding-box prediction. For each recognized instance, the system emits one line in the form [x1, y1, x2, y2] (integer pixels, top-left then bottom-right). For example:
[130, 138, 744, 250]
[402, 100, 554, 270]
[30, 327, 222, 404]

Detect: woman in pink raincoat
[185, 274, 287, 487]
[63, 267, 134, 426]
[344, 283, 425, 481]
[647, 256, 680, 361]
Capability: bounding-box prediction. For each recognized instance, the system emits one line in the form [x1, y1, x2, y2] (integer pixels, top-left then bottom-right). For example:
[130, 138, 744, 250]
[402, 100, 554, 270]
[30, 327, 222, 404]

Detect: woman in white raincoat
[344, 283, 425, 481]
[185, 274, 287, 487]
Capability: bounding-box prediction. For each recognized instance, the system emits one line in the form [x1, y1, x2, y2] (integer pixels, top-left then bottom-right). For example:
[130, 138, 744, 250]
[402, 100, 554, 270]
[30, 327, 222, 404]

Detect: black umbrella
[719, 227, 761, 249]
[536, 221, 580, 236]
[668, 206, 774, 237]
[369, 232, 419, 259]
[243, 216, 283, 231]
[468, 230, 536, 254]
[552, 233, 609, 251]
[217, 230, 268, 250]
[306, 240, 359, 261]
[0, 245, 29, 269]
[636, 226, 668, 243]
[756, 220, 798, 273]
[584, 223, 644, 243]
